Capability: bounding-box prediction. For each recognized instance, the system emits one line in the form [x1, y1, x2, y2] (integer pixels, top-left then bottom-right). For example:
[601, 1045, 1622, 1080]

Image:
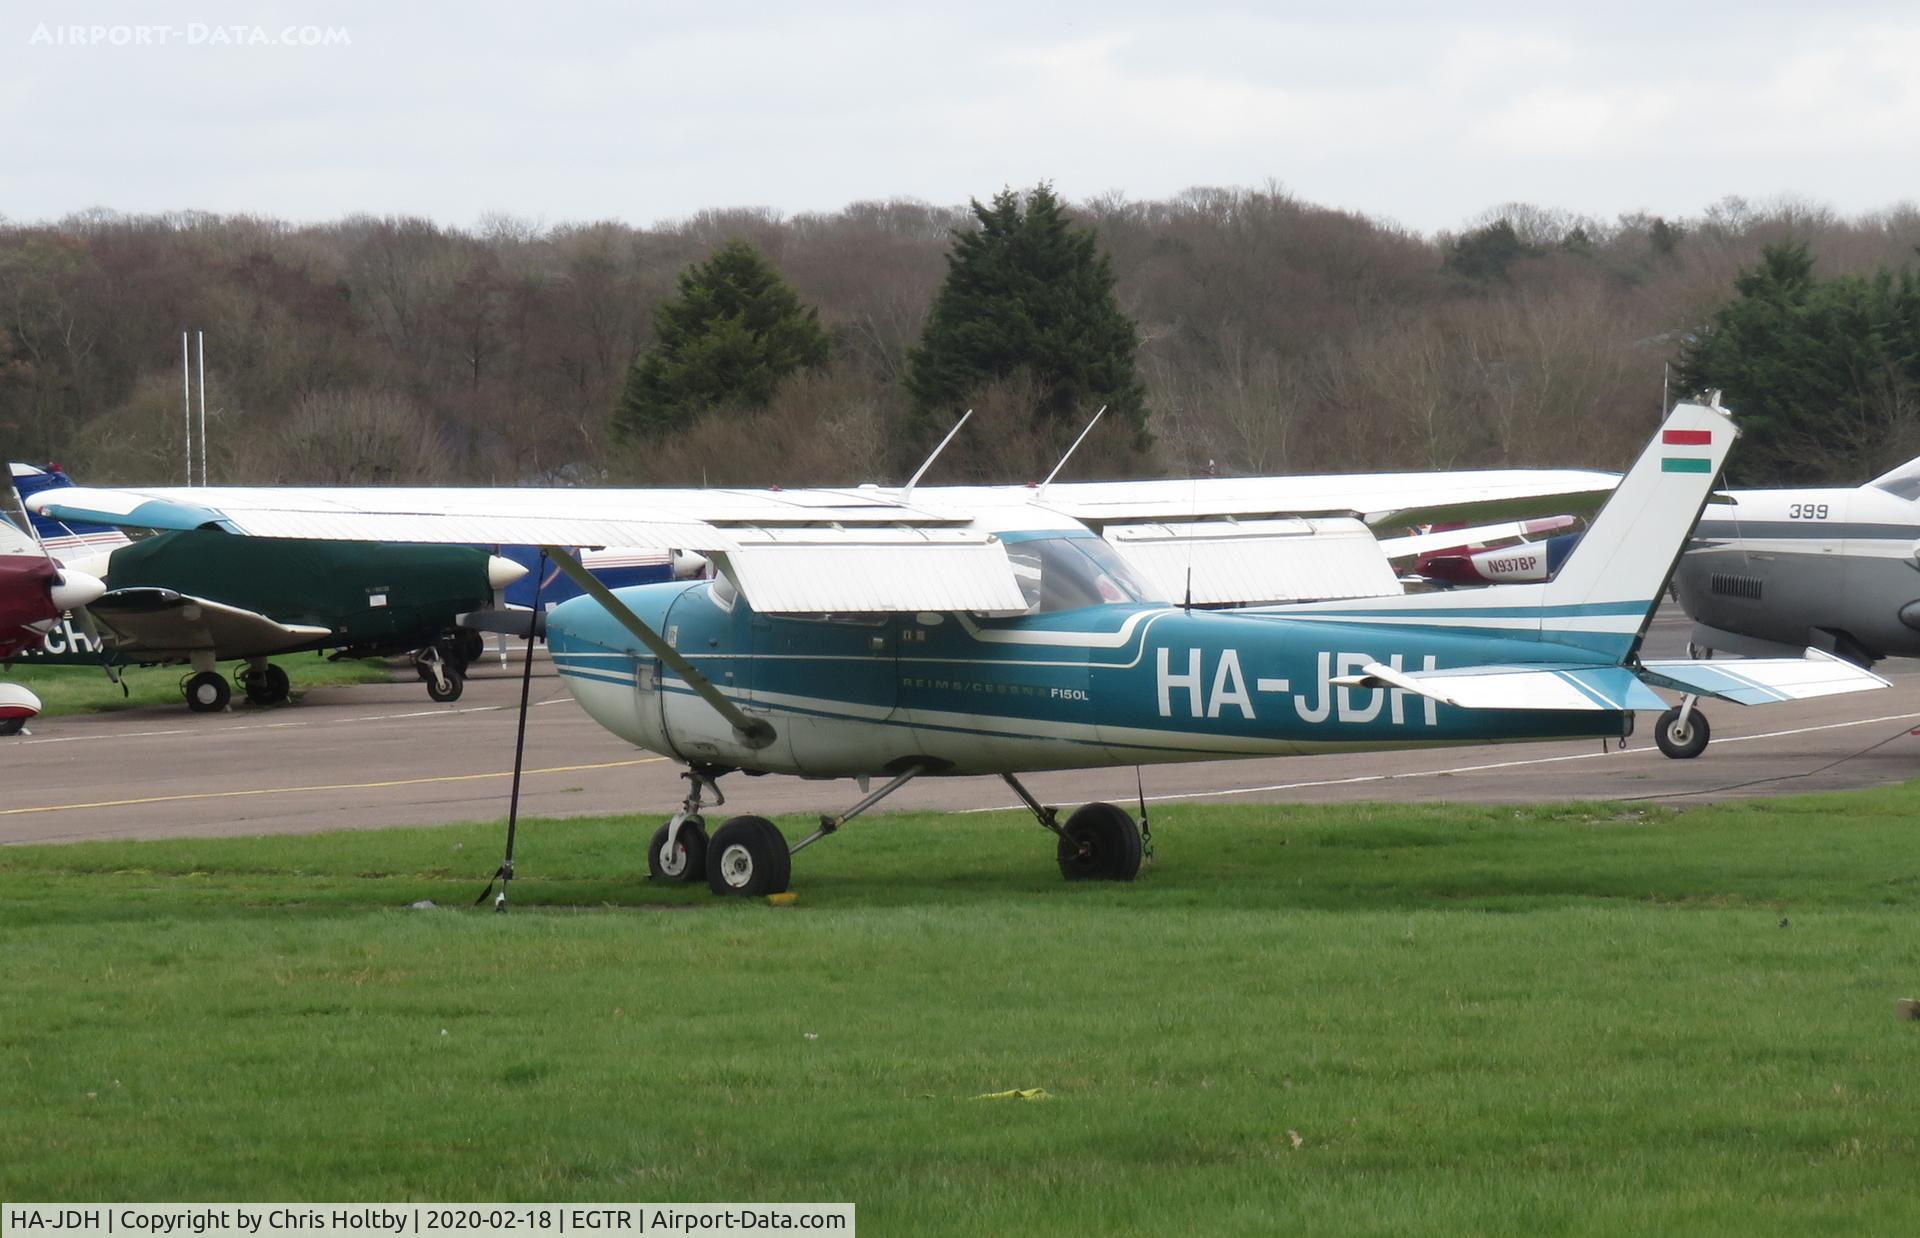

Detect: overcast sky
[7, 1, 1917, 236]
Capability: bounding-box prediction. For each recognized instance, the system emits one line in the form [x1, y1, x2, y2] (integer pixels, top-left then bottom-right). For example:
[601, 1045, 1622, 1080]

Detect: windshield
[1003, 536, 1163, 613]
[1872, 456, 1920, 501]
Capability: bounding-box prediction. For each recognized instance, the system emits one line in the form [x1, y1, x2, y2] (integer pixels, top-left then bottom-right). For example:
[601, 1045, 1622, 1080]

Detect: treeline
[2, 188, 1918, 488]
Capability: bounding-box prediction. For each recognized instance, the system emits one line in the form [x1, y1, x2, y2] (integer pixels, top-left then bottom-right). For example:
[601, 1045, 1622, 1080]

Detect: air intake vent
[1711, 573, 1763, 601]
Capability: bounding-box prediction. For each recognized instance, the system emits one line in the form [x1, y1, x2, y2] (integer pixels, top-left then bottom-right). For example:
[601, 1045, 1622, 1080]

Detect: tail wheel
[648, 818, 709, 882]
[183, 671, 230, 713]
[1654, 704, 1710, 759]
[1057, 801, 1144, 882]
[706, 815, 791, 897]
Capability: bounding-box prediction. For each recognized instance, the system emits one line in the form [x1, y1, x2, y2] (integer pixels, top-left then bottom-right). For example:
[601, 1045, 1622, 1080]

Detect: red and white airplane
[1, 504, 105, 734]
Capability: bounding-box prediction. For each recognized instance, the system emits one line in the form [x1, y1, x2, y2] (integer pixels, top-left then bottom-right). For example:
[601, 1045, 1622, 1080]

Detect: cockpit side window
[1001, 536, 1161, 613]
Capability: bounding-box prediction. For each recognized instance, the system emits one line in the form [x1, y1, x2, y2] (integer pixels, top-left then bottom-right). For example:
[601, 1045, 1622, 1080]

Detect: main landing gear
[1001, 774, 1145, 881]
[414, 638, 466, 704]
[645, 765, 1149, 896]
[1655, 695, 1711, 759]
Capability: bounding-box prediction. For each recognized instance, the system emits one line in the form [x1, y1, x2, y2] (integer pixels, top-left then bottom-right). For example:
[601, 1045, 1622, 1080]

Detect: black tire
[648, 818, 709, 883]
[184, 671, 230, 713]
[425, 667, 464, 703]
[705, 815, 791, 897]
[1057, 801, 1144, 882]
[1654, 704, 1711, 759]
[242, 663, 291, 706]
[433, 636, 471, 675]
[452, 629, 486, 665]
[0, 717, 24, 737]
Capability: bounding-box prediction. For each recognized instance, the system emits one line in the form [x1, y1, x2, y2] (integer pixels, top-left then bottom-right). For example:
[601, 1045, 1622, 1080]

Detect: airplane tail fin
[1268, 399, 1735, 662]
[1534, 398, 1735, 658]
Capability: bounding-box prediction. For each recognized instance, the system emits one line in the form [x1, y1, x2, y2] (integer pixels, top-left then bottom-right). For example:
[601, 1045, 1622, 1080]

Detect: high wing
[33, 466, 1620, 614]
[83, 588, 333, 659]
[1028, 468, 1618, 528]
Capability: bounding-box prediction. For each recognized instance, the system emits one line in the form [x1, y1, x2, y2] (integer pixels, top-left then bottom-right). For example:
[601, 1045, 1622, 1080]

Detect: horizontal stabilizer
[1638, 648, 1890, 704]
[1334, 661, 1669, 712]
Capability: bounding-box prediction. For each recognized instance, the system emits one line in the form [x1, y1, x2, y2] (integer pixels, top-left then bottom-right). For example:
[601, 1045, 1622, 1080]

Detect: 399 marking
[1787, 503, 1830, 519]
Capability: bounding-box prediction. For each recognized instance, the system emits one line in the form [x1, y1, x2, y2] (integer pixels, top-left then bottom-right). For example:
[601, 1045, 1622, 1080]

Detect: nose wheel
[706, 815, 792, 897]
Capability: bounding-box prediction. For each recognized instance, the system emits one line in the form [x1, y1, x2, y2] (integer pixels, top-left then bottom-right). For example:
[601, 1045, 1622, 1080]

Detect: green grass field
[6, 655, 395, 715]
[4, 789, 1919, 1234]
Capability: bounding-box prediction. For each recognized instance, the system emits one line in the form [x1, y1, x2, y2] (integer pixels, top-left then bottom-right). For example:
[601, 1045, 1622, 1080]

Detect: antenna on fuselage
[901, 409, 972, 505]
[1035, 405, 1107, 501]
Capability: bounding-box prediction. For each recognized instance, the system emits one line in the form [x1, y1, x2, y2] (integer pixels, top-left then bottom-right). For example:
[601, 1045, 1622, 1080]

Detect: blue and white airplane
[31, 399, 1887, 894]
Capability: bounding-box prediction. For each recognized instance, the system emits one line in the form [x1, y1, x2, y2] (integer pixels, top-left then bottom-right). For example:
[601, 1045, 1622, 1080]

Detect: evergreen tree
[1676, 241, 1920, 484]
[612, 240, 829, 440]
[906, 184, 1146, 448]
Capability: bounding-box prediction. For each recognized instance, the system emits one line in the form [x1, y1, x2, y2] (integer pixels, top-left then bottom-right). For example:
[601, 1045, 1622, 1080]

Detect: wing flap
[722, 529, 1028, 614]
[87, 589, 332, 656]
[1104, 517, 1402, 605]
[1638, 649, 1891, 704]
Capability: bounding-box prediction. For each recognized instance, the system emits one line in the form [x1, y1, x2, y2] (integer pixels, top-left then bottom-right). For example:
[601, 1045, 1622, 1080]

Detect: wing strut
[542, 546, 776, 750]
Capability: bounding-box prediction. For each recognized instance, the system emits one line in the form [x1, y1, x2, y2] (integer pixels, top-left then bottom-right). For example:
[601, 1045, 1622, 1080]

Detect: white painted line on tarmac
[961, 709, 1920, 813]
[14, 695, 573, 746]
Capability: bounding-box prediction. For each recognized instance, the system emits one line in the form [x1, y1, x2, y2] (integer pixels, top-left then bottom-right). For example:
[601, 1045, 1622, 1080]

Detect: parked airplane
[34, 400, 1885, 892]
[15, 461, 527, 710]
[1676, 455, 1920, 670]
[1392, 517, 1581, 586]
[1, 504, 105, 734]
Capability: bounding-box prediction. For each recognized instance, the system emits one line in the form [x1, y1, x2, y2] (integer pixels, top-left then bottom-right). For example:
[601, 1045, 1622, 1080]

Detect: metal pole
[196, 330, 207, 485]
[484, 550, 545, 913]
[181, 332, 192, 485]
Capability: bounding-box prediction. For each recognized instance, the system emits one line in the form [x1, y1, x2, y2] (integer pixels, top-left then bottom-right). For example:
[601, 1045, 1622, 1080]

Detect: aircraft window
[1871, 457, 1920, 499]
[1003, 537, 1160, 613]
[708, 574, 737, 611]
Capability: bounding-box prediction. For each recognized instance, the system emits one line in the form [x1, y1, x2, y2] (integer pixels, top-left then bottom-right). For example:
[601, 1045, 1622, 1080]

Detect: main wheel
[425, 666, 464, 703]
[184, 671, 231, 713]
[706, 815, 791, 897]
[1654, 704, 1710, 759]
[452, 629, 486, 665]
[648, 818, 709, 882]
[0, 717, 24, 737]
[1056, 801, 1144, 882]
[242, 663, 291, 706]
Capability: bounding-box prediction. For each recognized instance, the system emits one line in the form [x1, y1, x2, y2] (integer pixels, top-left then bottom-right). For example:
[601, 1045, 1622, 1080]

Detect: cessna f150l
[33, 400, 1888, 893]
[1676, 455, 1920, 669]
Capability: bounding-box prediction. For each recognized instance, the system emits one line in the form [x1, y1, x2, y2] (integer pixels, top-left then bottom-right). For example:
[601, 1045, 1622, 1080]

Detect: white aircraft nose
[49, 569, 106, 610]
[671, 551, 710, 580]
[488, 555, 529, 590]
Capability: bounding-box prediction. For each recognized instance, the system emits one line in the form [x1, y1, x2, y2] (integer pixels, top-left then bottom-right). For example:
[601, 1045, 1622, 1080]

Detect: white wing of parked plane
[30, 466, 1622, 615]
